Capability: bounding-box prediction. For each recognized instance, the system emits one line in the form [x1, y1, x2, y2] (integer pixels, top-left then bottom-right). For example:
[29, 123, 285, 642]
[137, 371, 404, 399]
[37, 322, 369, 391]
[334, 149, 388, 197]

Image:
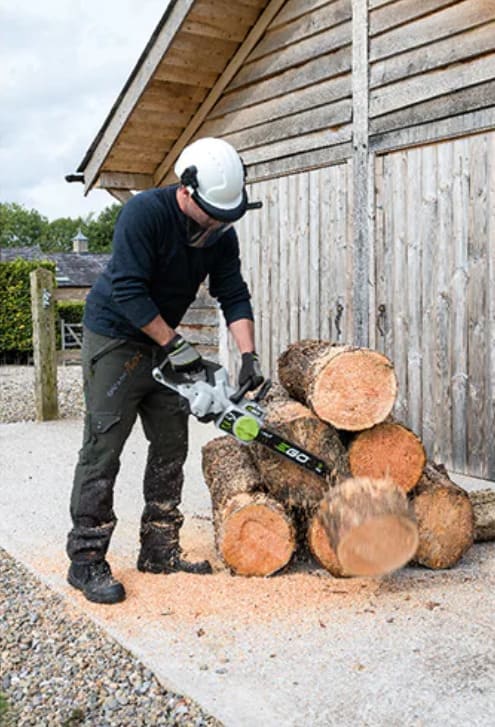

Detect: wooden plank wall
[200, 0, 354, 178]
[373, 132, 495, 480]
[235, 163, 353, 375]
[368, 0, 495, 150]
[204, 0, 495, 479]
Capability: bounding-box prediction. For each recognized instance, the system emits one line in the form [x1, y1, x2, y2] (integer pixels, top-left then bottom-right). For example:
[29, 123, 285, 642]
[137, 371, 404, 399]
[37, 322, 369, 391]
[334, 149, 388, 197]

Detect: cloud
[0, 0, 167, 220]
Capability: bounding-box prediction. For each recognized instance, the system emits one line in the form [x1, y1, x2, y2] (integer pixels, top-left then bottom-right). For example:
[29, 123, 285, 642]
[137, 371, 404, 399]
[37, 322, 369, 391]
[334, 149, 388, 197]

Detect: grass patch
[0, 692, 16, 726]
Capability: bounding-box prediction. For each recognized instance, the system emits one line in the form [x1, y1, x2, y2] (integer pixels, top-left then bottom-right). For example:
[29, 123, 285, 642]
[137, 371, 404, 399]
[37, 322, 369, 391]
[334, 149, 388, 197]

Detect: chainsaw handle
[230, 377, 272, 405]
[230, 380, 252, 404]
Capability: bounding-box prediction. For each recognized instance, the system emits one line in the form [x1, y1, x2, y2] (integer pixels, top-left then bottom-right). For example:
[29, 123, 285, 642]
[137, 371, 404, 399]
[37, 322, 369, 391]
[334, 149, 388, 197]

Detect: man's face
[181, 189, 222, 230]
[177, 187, 232, 247]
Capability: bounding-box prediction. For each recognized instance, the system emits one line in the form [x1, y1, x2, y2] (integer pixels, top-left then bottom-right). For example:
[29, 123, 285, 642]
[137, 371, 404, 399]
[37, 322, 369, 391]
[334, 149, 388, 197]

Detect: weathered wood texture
[81, 0, 495, 482]
[235, 164, 354, 373]
[348, 422, 426, 493]
[373, 134, 495, 479]
[318, 476, 418, 576]
[189, 0, 495, 178]
[368, 0, 495, 152]
[278, 340, 397, 430]
[469, 490, 495, 542]
[410, 462, 474, 569]
[177, 284, 220, 360]
[30, 269, 58, 421]
[251, 396, 349, 510]
[202, 436, 296, 575]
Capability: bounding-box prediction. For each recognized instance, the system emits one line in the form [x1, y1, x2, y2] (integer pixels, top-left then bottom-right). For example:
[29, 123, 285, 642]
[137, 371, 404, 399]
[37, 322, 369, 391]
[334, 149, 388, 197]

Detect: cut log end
[309, 349, 397, 430]
[411, 464, 474, 569]
[307, 515, 349, 577]
[337, 514, 418, 577]
[219, 496, 295, 577]
[349, 422, 426, 492]
[319, 476, 418, 577]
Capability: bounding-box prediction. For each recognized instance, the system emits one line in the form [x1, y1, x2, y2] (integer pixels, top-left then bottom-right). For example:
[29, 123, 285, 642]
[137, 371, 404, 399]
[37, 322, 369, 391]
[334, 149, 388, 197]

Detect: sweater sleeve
[208, 230, 254, 324]
[108, 195, 161, 329]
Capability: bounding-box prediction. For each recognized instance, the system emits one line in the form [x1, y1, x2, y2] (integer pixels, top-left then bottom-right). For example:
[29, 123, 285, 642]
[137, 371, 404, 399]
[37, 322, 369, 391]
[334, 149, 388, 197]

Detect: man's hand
[238, 351, 264, 391]
[162, 334, 204, 374]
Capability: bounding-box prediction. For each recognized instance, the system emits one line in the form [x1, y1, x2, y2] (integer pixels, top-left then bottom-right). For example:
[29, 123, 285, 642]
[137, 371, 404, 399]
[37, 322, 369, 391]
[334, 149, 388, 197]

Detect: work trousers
[66, 327, 189, 565]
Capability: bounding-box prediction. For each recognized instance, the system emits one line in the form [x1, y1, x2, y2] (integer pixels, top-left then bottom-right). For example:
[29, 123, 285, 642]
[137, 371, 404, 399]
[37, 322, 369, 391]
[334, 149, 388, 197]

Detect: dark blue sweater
[84, 186, 253, 343]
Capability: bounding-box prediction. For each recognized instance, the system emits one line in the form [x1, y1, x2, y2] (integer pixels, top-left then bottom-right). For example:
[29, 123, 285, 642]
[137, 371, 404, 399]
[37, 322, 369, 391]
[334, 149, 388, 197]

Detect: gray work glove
[238, 352, 264, 391]
[162, 334, 204, 374]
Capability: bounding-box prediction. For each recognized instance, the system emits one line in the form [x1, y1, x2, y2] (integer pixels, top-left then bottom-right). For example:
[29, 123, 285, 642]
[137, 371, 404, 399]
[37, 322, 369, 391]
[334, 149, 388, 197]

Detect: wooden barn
[71, 0, 495, 482]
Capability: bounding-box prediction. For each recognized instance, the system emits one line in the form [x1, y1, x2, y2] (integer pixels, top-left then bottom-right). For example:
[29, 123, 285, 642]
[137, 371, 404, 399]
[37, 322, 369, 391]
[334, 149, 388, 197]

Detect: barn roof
[0, 246, 110, 288]
[71, 0, 282, 200]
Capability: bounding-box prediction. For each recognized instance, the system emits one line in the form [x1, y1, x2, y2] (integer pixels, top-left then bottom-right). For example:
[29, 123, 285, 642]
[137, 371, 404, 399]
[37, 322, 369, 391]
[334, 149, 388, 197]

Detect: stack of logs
[202, 340, 492, 578]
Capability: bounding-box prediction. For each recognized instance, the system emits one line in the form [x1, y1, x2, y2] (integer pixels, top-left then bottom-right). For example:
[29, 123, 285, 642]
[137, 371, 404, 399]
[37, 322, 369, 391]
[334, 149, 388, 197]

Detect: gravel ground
[0, 548, 222, 727]
[0, 367, 222, 726]
[0, 365, 84, 423]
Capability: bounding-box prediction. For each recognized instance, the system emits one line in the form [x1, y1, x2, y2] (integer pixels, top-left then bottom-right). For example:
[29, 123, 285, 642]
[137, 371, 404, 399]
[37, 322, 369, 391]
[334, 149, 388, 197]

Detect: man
[66, 137, 264, 604]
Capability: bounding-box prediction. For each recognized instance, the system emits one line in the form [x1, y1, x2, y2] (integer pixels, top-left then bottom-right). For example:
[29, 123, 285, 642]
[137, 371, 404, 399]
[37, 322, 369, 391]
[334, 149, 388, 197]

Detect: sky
[0, 1, 168, 221]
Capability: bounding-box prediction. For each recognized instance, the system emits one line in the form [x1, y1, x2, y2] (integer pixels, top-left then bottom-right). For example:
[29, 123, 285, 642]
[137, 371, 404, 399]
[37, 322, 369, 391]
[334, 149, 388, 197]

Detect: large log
[348, 422, 426, 493]
[202, 436, 295, 576]
[469, 490, 495, 542]
[410, 462, 474, 569]
[278, 340, 397, 430]
[318, 476, 418, 577]
[251, 396, 349, 511]
[307, 512, 348, 577]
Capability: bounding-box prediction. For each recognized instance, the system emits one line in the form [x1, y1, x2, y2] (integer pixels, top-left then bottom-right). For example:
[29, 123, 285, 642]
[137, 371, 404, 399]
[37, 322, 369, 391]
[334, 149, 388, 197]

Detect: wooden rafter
[98, 172, 154, 190]
[82, 0, 196, 194]
[153, 0, 287, 186]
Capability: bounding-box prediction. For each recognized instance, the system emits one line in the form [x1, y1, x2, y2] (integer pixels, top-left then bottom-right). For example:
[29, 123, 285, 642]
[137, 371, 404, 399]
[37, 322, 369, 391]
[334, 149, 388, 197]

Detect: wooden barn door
[235, 164, 354, 376]
[373, 132, 495, 479]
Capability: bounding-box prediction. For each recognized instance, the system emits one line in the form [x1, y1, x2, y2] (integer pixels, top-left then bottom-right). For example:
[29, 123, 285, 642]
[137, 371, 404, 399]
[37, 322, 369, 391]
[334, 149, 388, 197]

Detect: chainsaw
[152, 359, 331, 480]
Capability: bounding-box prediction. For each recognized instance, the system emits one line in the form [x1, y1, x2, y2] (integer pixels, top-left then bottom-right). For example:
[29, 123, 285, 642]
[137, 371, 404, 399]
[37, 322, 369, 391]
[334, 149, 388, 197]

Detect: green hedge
[0, 261, 85, 355]
[57, 300, 85, 324]
[0, 259, 56, 353]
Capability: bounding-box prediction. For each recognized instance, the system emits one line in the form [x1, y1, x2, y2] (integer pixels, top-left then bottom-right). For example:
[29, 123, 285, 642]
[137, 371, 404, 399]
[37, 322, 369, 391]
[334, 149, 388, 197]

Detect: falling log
[278, 340, 397, 431]
[348, 422, 426, 493]
[469, 490, 495, 542]
[251, 396, 350, 511]
[318, 476, 418, 577]
[202, 436, 295, 576]
[410, 462, 474, 569]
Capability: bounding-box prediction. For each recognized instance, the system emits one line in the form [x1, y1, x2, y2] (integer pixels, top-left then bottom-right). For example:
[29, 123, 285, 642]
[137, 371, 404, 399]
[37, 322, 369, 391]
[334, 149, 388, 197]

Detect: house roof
[0, 246, 110, 288]
[73, 0, 283, 197]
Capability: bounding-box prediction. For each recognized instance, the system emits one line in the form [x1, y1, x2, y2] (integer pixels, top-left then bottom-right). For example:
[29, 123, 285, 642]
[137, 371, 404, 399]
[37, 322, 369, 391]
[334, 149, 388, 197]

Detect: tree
[0, 201, 122, 253]
[41, 216, 83, 252]
[0, 203, 48, 247]
[83, 204, 121, 252]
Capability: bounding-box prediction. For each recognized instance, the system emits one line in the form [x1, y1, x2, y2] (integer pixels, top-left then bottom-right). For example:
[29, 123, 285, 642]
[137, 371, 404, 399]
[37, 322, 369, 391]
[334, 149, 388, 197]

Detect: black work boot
[67, 560, 126, 604]
[137, 548, 212, 575]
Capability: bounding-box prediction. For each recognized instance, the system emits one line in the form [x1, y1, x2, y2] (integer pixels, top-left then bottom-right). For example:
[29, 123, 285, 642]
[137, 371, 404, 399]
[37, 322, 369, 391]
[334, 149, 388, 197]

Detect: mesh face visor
[185, 218, 233, 248]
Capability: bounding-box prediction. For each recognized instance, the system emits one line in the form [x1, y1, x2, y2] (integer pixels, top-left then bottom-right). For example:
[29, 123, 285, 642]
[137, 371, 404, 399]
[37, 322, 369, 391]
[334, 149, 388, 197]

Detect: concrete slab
[1, 418, 495, 727]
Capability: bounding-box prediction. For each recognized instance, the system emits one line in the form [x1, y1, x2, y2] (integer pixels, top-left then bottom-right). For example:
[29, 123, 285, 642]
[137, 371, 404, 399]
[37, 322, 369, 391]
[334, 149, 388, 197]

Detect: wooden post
[352, 0, 371, 347]
[30, 268, 58, 420]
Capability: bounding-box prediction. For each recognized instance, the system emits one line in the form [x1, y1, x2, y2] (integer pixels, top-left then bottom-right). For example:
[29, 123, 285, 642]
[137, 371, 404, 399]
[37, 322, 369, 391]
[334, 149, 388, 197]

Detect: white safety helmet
[174, 137, 260, 222]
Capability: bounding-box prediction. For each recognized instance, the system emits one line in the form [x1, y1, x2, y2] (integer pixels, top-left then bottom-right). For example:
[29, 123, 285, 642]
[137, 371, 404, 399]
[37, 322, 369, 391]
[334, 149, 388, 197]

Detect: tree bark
[409, 462, 474, 569]
[202, 436, 295, 576]
[317, 476, 418, 576]
[251, 396, 349, 511]
[348, 422, 426, 493]
[278, 339, 397, 431]
[469, 490, 495, 542]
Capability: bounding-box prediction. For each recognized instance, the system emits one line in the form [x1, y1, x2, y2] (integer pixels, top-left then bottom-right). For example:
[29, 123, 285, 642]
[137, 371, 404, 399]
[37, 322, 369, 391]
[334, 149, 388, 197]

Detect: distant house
[0, 232, 110, 301]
